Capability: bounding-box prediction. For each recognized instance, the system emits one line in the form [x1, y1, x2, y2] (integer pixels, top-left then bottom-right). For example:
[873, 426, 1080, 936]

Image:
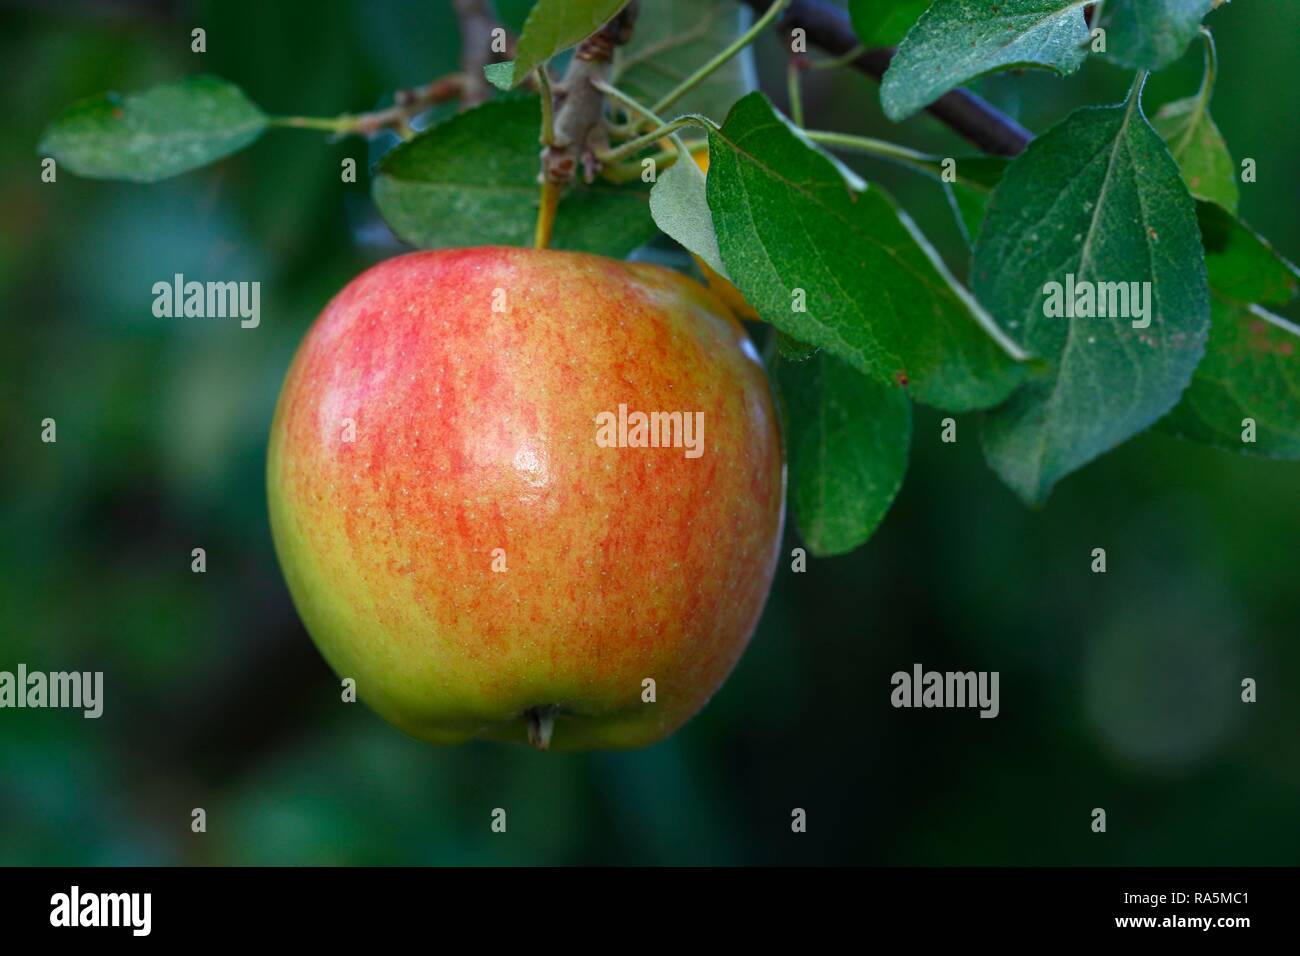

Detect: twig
[454, 0, 505, 109]
[277, 2, 511, 138]
[536, 65, 556, 145]
[803, 130, 995, 191]
[542, 1, 641, 186]
[273, 75, 467, 136]
[612, 7, 720, 76]
[787, 54, 807, 127]
[595, 79, 694, 166]
[357, 77, 464, 133]
[737, 0, 1033, 157]
[807, 43, 865, 71]
[653, 0, 789, 115]
[596, 112, 718, 165]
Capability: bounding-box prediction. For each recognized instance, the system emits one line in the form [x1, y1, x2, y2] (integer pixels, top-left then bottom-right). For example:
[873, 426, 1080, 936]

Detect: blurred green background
[1, 0, 1297, 866]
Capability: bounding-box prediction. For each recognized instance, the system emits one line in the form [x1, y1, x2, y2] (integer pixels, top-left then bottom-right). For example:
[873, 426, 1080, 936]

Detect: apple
[267, 247, 785, 750]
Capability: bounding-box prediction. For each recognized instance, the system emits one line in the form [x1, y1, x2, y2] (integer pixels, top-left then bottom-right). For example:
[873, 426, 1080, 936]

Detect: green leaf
[972, 83, 1211, 505]
[880, 0, 1089, 122]
[776, 332, 819, 362]
[706, 93, 1025, 413]
[613, 0, 756, 123]
[939, 155, 1009, 247]
[1158, 298, 1300, 458]
[775, 351, 912, 556]
[1100, 0, 1214, 72]
[848, 0, 932, 48]
[1151, 31, 1237, 211]
[483, 61, 516, 90]
[1197, 201, 1300, 306]
[37, 75, 267, 183]
[1153, 95, 1236, 212]
[1158, 204, 1300, 458]
[372, 97, 657, 257]
[649, 153, 727, 276]
[509, 0, 630, 88]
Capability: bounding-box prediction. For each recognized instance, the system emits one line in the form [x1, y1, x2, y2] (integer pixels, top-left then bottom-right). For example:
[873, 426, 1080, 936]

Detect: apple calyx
[525, 706, 559, 750]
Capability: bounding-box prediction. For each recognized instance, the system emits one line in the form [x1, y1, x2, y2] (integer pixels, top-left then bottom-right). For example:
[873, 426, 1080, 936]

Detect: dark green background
[1, 0, 1296, 865]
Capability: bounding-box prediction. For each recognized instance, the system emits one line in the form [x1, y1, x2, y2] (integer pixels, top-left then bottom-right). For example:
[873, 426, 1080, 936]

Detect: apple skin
[267, 247, 785, 750]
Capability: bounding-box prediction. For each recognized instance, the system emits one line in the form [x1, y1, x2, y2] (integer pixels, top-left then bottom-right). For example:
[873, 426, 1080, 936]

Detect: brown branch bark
[542, 1, 641, 186]
[349, 76, 467, 135]
[739, 0, 1034, 157]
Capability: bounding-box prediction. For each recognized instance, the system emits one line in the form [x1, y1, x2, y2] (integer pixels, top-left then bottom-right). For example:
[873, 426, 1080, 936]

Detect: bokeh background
[2, 0, 1297, 866]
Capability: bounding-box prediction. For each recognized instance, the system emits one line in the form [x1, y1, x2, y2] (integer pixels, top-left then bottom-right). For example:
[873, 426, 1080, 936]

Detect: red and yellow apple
[267, 247, 784, 750]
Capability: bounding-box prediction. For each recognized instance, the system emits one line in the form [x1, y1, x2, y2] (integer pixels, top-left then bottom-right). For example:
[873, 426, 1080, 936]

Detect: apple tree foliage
[38, 0, 1297, 559]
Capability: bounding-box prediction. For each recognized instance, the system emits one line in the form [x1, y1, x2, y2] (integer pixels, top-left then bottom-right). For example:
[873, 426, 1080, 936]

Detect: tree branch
[454, 0, 506, 109]
[738, 0, 1033, 157]
[278, 2, 512, 138]
[360, 76, 467, 134]
[542, 1, 641, 185]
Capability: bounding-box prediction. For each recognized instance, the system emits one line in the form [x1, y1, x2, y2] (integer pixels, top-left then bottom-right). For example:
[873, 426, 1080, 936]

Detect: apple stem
[525, 706, 557, 750]
[534, 179, 561, 250]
